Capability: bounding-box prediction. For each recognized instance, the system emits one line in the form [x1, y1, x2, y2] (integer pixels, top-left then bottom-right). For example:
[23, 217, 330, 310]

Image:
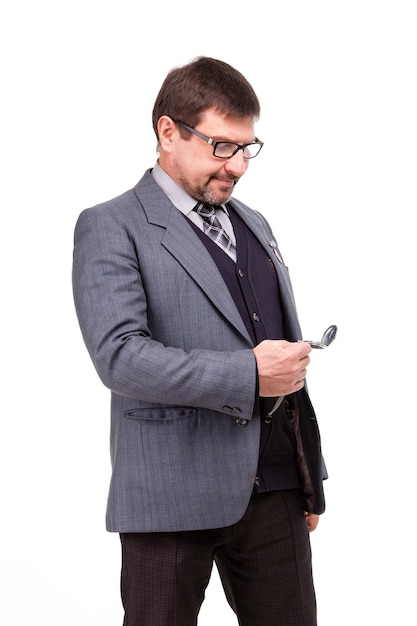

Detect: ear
[157, 116, 177, 152]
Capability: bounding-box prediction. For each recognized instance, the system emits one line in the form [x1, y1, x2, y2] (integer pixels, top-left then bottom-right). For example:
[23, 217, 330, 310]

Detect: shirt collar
[151, 161, 229, 217]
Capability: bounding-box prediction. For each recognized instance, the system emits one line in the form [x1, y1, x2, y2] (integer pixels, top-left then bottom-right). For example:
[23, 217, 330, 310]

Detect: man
[72, 56, 327, 626]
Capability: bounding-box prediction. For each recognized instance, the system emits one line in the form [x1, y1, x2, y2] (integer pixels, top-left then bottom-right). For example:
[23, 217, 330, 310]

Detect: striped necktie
[193, 202, 236, 256]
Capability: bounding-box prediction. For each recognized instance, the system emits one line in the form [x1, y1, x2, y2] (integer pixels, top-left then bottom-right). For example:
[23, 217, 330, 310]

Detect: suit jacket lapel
[228, 199, 302, 341]
[135, 171, 301, 343]
[134, 173, 252, 343]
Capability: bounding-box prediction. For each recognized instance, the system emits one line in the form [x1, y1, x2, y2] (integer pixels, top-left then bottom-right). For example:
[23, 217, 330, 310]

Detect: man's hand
[253, 339, 311, 397]
[304, 512, 319, 532]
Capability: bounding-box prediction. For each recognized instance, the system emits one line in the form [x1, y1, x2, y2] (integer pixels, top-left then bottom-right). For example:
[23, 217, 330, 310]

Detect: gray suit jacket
[73, 170, 323, 532]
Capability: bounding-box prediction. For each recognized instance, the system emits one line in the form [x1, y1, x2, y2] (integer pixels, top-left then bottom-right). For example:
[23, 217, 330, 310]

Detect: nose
[224, 150, 248, 177]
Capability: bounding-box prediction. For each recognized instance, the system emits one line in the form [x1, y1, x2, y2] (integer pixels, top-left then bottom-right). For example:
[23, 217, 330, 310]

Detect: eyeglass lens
[214, 142, 262, 159]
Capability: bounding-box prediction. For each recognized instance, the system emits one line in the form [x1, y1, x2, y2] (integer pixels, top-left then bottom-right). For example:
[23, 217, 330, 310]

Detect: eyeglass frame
[176, 121, 264, 159]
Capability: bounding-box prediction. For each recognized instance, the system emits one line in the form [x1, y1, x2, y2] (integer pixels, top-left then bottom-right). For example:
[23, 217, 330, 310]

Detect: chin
[214, 188, 234, 204]
[203, 181, 234, 205]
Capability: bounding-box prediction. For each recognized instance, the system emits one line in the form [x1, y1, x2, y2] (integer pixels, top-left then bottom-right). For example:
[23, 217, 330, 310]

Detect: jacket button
[235, 417, 248, 427]
[223, 406, 242, 415]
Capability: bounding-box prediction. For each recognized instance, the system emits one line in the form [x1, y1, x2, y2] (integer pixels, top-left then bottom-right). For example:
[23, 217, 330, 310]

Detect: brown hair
[152, 56, 260, 142]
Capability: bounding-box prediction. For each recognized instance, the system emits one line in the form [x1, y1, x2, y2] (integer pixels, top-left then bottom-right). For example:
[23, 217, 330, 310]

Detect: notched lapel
[133, 172, 250, 343]
[162, 210, 251, 343]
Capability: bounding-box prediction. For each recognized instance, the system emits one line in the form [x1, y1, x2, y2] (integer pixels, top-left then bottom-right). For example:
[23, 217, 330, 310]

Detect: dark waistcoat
[188, 207, 300, 493]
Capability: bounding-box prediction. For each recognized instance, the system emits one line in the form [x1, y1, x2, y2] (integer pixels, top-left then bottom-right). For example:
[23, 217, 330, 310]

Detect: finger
[299, 343, 312, 357]
[294, 342, 312, 359]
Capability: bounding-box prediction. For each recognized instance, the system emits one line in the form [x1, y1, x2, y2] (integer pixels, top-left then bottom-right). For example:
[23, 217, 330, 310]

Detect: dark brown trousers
[120, 489, 317, 626]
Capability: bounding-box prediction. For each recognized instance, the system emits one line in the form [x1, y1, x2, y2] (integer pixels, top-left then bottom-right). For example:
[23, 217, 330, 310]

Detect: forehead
[197, 109, 256, 142]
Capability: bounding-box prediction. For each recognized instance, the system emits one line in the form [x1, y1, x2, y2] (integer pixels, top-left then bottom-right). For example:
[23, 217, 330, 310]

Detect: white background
[1, 1, 416, 624]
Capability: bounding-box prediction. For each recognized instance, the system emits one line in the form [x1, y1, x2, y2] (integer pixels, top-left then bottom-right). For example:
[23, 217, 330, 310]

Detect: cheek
[175, 143, 199, 170]
[181, 151, 216, 181]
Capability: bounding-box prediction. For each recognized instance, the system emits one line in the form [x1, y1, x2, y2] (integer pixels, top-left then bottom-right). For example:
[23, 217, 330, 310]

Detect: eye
[214, 142, 237, 157]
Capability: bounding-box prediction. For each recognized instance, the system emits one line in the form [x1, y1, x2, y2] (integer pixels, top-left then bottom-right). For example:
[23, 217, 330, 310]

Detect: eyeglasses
[178, 122, 264, 159]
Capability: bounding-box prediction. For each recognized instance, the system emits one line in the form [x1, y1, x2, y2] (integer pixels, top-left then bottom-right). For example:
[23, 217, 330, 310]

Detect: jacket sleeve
[72, 205, 257, 418]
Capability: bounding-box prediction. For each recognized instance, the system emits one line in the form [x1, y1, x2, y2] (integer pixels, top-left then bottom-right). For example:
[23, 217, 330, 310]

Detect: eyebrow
[207, 132, 259, 144]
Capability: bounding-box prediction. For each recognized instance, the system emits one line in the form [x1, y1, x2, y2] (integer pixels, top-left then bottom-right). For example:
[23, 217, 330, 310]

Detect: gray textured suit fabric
[72, 169, 322, 533]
